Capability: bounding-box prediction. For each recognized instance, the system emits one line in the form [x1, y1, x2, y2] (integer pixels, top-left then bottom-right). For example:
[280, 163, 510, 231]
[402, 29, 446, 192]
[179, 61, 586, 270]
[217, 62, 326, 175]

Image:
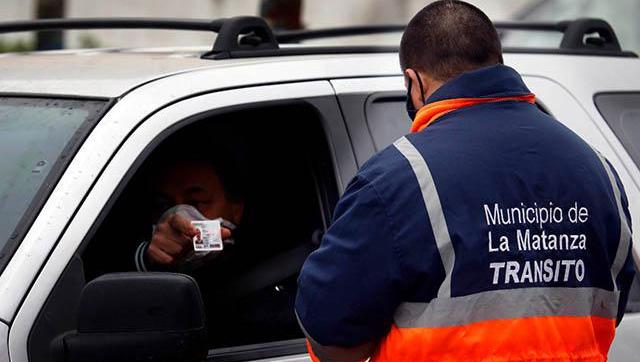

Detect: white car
[0, 16, 638, 362]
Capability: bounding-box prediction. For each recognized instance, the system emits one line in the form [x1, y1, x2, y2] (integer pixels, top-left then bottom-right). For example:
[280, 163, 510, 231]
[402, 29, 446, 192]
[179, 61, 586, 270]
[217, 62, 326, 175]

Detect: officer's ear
[404, 68, 426, 110]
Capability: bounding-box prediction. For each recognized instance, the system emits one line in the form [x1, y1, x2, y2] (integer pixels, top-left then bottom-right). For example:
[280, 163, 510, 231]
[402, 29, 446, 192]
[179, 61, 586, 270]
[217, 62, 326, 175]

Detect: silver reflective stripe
[592, 150, 632, 291]
[394, 287, 619, 328]
[134, 241, 149, 272]
[393, 137, 455, 298]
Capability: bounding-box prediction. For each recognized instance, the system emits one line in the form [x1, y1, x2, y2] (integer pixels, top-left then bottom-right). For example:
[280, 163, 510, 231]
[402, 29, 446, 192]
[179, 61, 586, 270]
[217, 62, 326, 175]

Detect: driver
[134, 154, 244, 272]
[123, 132, 302, 347]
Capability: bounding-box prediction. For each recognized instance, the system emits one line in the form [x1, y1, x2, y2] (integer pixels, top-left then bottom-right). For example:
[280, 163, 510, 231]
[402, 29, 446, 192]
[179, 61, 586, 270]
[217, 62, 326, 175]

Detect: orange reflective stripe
[411, 94, 536, 133]
[371, 316, 615, 362]
[306, 339, 321, 362]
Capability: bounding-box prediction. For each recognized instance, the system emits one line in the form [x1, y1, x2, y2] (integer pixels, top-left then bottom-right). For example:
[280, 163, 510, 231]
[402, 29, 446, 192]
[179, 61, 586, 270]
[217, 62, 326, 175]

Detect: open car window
[28, 101, 339, 361]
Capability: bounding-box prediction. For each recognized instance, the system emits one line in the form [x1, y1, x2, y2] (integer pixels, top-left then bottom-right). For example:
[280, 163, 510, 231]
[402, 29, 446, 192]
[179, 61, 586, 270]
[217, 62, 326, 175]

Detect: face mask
[405, 70, 426, 120]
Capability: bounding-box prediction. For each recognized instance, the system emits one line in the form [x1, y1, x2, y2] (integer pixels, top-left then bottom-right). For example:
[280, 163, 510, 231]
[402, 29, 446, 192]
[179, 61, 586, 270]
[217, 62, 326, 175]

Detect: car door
[8, 80, 355, 362]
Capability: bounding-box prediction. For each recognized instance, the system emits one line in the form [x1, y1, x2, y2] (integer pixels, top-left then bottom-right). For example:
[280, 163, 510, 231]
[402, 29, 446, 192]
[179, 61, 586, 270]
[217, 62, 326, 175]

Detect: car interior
[28, 101, 339, 361]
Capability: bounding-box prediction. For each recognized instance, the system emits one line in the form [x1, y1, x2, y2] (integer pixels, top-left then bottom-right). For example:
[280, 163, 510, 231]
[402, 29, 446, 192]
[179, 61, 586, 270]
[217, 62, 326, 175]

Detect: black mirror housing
[52, 272, 208, 362]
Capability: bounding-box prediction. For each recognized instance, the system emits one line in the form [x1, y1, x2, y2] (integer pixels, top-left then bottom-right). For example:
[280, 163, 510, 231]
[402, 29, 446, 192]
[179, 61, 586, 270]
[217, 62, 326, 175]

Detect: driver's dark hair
[399, 0, 503, 81]
[149, 130, 246, 204]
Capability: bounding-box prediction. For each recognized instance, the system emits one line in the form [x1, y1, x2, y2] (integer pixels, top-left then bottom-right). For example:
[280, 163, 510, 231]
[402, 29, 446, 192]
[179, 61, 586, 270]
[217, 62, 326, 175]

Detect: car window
[592, 93, 640, 313]
[0, 97, 105, 271]
[364, 93, 554, 153]
[29, 101, 338, 361]
[594, 93, 640, 168]
[365, 93, 411, 151]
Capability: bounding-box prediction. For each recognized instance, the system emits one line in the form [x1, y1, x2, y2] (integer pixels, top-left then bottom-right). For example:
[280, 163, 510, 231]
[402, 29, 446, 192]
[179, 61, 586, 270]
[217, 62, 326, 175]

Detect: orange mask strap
[410, 94, 536, 133]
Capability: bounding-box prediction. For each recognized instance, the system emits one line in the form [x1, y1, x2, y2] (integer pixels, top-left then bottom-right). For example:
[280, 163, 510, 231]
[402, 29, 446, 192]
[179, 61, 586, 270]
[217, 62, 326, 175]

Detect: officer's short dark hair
[399, 0, 503, 81]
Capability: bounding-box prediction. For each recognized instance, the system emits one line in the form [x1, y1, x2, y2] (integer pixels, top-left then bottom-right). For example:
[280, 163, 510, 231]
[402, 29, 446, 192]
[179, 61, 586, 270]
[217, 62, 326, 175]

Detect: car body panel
[0, 48, 216, 97]
[0, 322, 7, 362]
[610, 313, 640, 361]
[0, 49, 397, 97]
[250, 354, 310, 362]
[7, 81, 352, 362]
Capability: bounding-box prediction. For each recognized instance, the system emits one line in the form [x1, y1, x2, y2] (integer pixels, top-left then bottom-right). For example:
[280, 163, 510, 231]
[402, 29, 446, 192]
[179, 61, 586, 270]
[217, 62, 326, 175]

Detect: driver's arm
[136, 209, 231, 271]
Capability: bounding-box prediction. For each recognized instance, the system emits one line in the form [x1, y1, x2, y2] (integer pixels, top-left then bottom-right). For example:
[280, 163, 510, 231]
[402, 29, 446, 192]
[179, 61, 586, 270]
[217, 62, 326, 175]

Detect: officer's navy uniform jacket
[295, 65, 635, 361]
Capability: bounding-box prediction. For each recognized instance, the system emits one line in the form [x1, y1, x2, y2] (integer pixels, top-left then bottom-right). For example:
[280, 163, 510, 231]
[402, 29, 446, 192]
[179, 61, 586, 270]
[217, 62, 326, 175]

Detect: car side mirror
[51, 272, 208, 362]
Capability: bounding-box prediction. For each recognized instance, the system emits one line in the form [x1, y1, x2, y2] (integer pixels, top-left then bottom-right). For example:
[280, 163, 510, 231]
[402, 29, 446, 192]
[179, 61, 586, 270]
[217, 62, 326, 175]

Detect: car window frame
[10, 81, 356, 362]
[208, 339, 308, 362]
[332, 76, 404, 167]
[333, 77, 557, 164]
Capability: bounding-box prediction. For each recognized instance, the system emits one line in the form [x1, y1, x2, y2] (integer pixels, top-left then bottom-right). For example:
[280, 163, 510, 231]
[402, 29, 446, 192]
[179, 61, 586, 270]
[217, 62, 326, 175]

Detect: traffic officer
[295, 1, 635, 361]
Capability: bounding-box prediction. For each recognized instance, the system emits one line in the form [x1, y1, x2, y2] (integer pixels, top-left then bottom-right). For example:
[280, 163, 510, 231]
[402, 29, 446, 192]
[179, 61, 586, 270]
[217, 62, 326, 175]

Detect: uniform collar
[410, 64, 535, 133]
[426, 64, 532, 104]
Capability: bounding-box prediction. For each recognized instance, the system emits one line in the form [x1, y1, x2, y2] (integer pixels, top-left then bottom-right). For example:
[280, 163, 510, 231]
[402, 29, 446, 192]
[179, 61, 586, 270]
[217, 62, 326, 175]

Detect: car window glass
[0, 98, 105, 259]
[365, 94, 411, 151]
[595, 93, 640, 168]
[365, 94, 553, 152]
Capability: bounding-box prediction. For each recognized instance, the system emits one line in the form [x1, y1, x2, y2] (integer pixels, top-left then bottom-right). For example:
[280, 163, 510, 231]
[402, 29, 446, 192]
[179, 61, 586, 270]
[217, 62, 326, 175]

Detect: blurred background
[1, 0, 639, 53]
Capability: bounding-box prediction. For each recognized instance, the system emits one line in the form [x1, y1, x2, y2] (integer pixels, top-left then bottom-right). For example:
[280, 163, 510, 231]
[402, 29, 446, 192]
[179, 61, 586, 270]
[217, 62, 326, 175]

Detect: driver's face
[151, 160, 244, 224]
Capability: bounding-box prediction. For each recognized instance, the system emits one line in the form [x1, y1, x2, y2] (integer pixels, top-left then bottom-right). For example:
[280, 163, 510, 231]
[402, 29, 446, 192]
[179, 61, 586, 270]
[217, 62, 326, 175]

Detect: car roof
[0, 47, 231, 97]
[0, 46, 405, 98]
[1, 45, 639, 99]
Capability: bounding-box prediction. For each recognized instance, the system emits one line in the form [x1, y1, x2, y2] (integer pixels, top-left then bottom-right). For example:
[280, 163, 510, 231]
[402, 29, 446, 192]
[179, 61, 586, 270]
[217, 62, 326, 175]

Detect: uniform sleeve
[295, 175, 406, 347]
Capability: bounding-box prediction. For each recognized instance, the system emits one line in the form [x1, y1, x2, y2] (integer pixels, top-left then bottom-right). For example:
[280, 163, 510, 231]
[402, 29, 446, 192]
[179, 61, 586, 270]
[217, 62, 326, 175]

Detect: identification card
[191, 219, 223, 252]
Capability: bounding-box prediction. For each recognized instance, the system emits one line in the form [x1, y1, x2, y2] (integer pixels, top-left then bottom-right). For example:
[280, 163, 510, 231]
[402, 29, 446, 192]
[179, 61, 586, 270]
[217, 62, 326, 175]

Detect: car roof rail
[0, 16, 635, 59]
[495, 18, 623, 52]
[275, 18, 633, 57]
[0, 16, 279, 58]
[558, 18, 622, 51]
[275, 25, 405, 43]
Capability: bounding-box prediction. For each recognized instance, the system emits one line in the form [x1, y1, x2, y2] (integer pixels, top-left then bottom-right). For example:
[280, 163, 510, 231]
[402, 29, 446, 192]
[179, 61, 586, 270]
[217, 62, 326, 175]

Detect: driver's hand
[147, 213, 232, 266]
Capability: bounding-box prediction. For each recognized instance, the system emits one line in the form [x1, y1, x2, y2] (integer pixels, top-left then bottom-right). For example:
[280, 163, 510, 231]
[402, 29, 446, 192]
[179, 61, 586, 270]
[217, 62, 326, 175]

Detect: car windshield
[0, 97, 106, 265]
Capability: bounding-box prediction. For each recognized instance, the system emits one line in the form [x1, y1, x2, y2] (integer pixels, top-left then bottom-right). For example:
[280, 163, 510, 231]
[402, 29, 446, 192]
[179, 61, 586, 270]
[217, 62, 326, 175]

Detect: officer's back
[295, 1, 635, 361]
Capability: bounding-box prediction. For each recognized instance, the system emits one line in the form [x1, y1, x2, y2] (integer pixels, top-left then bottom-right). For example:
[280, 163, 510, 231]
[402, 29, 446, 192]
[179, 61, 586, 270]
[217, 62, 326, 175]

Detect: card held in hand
[191, 219, 223, 252]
